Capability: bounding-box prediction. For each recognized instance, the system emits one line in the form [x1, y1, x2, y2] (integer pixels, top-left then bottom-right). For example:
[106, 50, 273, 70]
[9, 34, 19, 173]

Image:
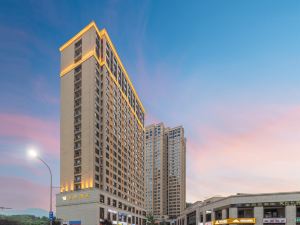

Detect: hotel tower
[144, 123, 186, 220]
[56, 21, 146, 225]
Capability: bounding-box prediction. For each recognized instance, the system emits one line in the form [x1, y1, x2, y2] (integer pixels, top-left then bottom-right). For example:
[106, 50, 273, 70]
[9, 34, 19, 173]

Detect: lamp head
[27, 148, 38, 158]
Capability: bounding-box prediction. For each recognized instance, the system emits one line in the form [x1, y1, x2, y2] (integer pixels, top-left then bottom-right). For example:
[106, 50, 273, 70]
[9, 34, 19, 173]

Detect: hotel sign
[214, 218, 256, 225]
[263, 218, 286, 224]
[62, 193, 90, 201]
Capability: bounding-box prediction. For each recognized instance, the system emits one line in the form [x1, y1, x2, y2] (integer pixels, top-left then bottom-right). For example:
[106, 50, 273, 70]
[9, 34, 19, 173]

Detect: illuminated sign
[213, 218, 256, 225]
[279, 202, 300, 206]
[263, 218, 286, 224]
[235, 201, 300, 208]
[62, 193, 90, 201]
[118, 222, 128, 225]
[69, 221, 81, 225]
[214, 219, 228, 225]
[108, 209, 117, 214]
[296, 218, 300, 223]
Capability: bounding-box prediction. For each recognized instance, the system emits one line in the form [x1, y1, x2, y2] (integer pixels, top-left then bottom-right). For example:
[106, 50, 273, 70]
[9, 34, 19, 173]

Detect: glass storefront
[215, 210, 222, 220]
[263, 207, 286, 225]
[238, 208, 254, 218]
[187, 211, 196, 225]
[206, 211, 212, 223]
[296, 207, 300, 224]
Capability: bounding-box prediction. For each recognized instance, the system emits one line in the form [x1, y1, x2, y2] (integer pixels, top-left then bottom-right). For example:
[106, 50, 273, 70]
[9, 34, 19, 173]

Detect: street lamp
[27, 148, 53, 225]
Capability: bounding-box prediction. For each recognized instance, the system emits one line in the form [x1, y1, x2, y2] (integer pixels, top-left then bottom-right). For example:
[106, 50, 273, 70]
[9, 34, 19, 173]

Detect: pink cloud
[186, 106, 300, 202]
[0, 176, 59, 211]
[0, 113, 59, 156]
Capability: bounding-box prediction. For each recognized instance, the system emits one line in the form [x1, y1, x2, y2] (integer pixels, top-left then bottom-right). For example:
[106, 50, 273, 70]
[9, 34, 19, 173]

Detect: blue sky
[1, 0, 300, 211]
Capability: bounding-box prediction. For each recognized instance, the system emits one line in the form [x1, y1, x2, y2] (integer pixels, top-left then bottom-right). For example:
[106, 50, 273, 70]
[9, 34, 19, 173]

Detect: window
[205, 212, 212, 222]
[74, 167, 81, 174]
[74, 175, 81, 182]
[74, 150, 81, 158]
[74, 159, 81, 166]
[100, 195, 105, 203]
[100, 207, 104, 220]
[214, 210, 222, 220]
[96, 34, 100, 58]
[238, 208, 254, 218]
[75, 39, 82, 48]
[74, 39, 82, 62]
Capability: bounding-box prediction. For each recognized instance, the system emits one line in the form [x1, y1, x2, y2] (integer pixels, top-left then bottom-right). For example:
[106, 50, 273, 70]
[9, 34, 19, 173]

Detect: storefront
[263, 207, 286, 225]
[296, 207, 300, 224]
[187, 211, 196, 225]
[238, 208, 254, 218]
[177, 192, 300, 225]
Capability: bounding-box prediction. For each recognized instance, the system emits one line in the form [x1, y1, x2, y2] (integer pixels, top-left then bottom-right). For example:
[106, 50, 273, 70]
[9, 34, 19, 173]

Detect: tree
[146, 214, 155, 225]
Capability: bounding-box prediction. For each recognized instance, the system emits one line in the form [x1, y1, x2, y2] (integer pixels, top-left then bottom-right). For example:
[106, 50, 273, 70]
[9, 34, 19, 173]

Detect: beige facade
[144, 124, 186, 220]
[57, 21, 146, 225]
[144, 123, 168, 218]
[166, 126, 186, 219]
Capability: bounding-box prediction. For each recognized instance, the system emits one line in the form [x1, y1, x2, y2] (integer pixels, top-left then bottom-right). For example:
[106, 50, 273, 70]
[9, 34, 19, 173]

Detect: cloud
[0, 176, 59, 211]
[186, 106, 300, 202]
[0, 113, 59, 156]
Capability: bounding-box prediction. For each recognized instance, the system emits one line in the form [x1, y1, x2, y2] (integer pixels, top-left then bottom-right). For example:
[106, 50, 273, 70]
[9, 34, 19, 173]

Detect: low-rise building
[176, 192, 300, 225]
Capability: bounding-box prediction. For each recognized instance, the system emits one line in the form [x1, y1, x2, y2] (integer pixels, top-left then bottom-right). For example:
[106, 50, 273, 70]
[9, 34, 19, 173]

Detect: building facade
[144, 123, 168, 218]
[144, 124, 186, 220]
[57, 21, 146, 225]
[166, 126, 186, 219]
[176, 192, 300, 225]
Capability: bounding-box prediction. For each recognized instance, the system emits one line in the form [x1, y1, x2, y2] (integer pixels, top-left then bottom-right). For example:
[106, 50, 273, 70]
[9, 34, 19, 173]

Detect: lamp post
[28, 149, 53, 225]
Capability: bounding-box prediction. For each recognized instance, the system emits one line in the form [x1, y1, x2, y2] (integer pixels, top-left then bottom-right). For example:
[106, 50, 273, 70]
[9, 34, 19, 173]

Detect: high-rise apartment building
[166, 126, 186, 219]
[144, 123, 168, 218]
[144, 124, 186, 220]
[56, 21, 146, 225]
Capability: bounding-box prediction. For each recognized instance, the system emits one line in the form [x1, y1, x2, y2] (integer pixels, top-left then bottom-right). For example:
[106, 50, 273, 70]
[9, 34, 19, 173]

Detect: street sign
[49, 211, 54, 221]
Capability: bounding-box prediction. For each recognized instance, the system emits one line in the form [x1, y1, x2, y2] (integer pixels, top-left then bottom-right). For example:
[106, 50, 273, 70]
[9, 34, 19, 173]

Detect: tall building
[144, 124, 186, 220]
[144, 123, 168, 218]
[56, 21, 146, 225]
[166, 126, 186, 219]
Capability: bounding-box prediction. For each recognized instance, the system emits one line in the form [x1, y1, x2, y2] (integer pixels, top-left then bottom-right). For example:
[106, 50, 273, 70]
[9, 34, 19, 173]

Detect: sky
[1, 0, 300, 212]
